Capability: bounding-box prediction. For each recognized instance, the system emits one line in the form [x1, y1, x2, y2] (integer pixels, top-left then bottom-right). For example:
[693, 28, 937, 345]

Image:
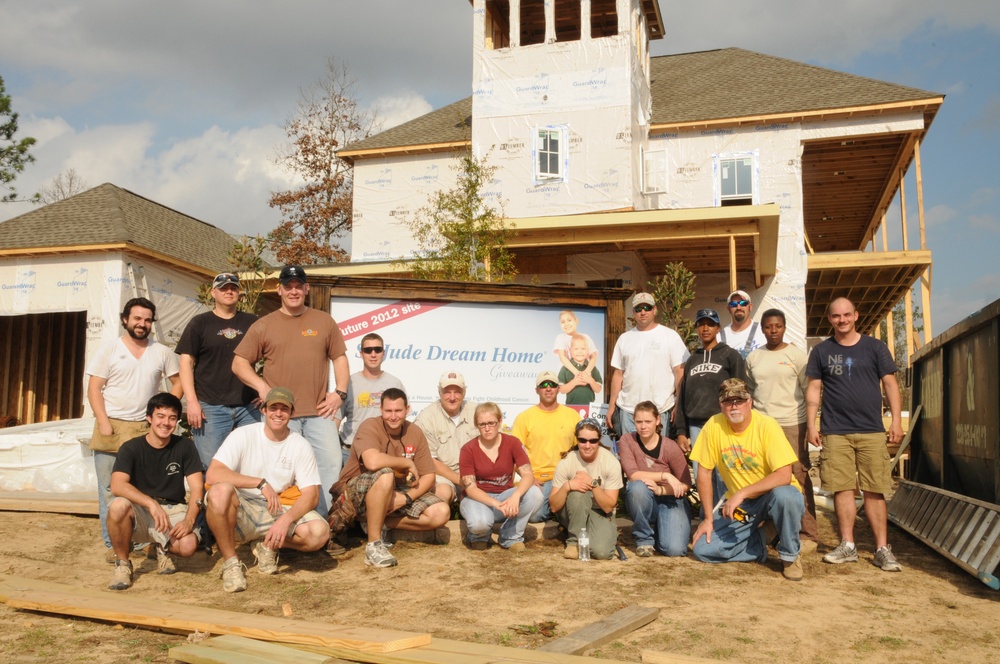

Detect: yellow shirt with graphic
[690, 411, 801, 499]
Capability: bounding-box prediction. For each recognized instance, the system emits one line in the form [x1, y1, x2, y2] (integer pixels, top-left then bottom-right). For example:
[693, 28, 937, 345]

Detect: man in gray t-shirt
[337, 332, 404, 464]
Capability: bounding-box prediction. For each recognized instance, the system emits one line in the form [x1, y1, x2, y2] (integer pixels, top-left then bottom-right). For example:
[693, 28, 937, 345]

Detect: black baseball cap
[279, 265, 308, 285]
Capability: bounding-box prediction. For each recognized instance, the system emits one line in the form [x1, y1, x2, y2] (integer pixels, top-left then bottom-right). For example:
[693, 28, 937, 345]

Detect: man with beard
[719, 290, 766, 359]
[87, 297, 181, 562]
[690, 379, 805, 581]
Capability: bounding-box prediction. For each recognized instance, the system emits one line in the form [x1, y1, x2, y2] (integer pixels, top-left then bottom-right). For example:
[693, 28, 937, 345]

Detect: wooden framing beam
[649, 97, 942, 134]
[538, 605, 659, 655]
[915, 138, 933, 341]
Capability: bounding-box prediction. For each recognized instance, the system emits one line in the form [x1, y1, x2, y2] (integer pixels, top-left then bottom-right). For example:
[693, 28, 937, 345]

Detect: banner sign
[330, 297, 607, 426]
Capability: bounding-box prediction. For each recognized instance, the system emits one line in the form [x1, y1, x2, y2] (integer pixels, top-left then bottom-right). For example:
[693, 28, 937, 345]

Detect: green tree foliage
[404, 151, 516, 283]
[1, 75, 37, 203]
[648, 262, 698, 349]
[268, 58, 379, 265]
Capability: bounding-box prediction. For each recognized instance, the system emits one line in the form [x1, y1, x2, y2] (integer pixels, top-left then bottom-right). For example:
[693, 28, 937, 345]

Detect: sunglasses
[728, 300, 750, 308]
[721, 398, 748, 406]
[538, 381, 558, 389]
[576, 436, 601, 444]
[361, 346, 384, 354]
[633, 304, 654, 312]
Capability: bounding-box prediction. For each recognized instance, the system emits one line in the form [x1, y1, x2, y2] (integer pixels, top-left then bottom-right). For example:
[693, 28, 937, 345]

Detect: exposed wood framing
[880, 218, 896, 353]
[0, 243, 220, 279]
[0, 312, 86, 425]
[915, 139, 933, 341]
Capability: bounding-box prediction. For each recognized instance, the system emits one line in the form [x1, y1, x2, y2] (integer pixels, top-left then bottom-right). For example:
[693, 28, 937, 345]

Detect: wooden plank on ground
[642, 649, 723, 663]
[0, 575, 429, 653]
[170, 634, 340, 664]
[537, 604, 659, 654]
[0, 491, 99, 515]
[294, 636, 633, 664]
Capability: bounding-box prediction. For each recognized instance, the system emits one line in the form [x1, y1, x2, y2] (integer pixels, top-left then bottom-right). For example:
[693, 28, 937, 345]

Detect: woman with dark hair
[458, 402, 543, 551]
[619, 400, 692, 557]
[548, 418, 623, 560]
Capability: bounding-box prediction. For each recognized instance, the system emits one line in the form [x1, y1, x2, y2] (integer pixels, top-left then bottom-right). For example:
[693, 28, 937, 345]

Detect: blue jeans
[528, 480, 553, 523]
[95, 451, 117, 548]
[192, 403, 260, 471]
[626, 480, 691, 556]
[460, 486, 544, 547]
[287, 415, 342, 518]
[693, 485, 804, 563]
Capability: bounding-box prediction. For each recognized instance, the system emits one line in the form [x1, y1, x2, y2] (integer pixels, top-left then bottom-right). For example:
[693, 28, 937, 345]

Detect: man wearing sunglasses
[690, 379, 805, 581]
[176, 273, 260, 471]
[511, 371, 581, 523]
[606, 293, 689, 436]
[719, 290, 766, 359]
[338, 333, 404, 467]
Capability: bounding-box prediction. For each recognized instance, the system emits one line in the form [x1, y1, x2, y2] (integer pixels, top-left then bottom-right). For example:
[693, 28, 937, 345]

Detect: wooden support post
[728, 235, 737, 293]
[915, 139, 933, 342]
[753, 234, 761, 287]
[899, 171, 915, 353]
[880, 213, 896, 352]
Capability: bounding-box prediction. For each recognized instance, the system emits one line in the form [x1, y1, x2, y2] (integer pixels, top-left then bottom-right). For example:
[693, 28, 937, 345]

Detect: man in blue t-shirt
[806, 297, 903, 572]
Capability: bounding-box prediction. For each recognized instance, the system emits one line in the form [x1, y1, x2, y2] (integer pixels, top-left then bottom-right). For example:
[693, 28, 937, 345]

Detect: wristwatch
[335, 389, 348, 401]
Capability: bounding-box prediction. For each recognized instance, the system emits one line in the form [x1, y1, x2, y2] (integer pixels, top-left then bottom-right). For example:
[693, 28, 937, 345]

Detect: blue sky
[1, 1, 997, 336]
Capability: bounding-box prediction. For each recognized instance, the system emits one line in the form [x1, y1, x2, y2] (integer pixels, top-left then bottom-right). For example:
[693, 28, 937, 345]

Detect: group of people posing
[86, 265, 903, 593]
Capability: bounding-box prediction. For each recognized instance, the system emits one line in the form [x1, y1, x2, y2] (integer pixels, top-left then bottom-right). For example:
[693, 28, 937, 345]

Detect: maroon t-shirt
[618, 433, 692, 485]
[459, 433, 530, 494]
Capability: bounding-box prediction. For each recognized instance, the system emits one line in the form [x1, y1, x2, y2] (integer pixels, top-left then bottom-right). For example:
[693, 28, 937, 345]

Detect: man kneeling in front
[690, 379, 805, 580]
[107, 392, 203, 590]
[205, 387, 329, 592]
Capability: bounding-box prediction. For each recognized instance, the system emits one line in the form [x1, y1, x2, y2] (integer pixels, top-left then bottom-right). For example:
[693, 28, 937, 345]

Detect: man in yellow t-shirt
[690, 378, 805, 581]
[511, 371, 581, 523]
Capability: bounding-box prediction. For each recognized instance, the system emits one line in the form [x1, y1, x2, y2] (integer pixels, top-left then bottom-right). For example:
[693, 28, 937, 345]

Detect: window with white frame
[642, 149, 667, 194]
[719, 156, 754, 205]
[534, 127, 566, 181]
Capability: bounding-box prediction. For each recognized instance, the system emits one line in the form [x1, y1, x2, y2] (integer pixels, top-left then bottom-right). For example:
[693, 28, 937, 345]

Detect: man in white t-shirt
[205, 387, 330, 593]
[86, 297, 181, 560]
[605, 293, 689, 436]
[719, 289, 766, 359]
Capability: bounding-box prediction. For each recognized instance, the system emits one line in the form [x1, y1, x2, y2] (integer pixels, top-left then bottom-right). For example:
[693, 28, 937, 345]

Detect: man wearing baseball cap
[511, 371, 581, 522]
[414, 370, 478, 504]
[690, 378, 805, 581]
[205, 387, 330, 592]
[233, 265, 350, 518]
[176, 273, 260, 471]
[719, 290, 766, 359]
[606, 292, 690, 436]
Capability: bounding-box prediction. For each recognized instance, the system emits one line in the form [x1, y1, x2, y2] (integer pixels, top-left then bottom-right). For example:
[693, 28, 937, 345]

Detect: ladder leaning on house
[125, 263, 165, 343]
[888, 480, 1000, 589]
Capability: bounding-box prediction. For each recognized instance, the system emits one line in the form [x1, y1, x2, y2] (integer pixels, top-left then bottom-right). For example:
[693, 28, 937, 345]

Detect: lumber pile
[0, 574, 715, 663]
[0, 575, 428, 653]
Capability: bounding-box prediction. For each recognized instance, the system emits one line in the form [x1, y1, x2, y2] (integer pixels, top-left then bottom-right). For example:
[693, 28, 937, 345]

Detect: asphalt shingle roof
[344, 47, 940, 154]
[0, 183, 236, 273]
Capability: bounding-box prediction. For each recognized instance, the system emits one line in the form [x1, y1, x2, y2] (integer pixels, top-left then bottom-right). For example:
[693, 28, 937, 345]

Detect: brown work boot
[782, 556, 803, 581]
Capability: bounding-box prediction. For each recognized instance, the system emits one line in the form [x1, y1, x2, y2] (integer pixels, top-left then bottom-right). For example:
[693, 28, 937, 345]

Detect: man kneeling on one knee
[690, 379, 805, 581]
[107, 393, 203, 590]
[205, 387, 330, 593]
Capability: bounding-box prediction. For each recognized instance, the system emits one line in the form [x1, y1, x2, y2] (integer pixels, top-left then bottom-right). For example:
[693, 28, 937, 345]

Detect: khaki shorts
[435, 475, 460, 504]
[119, 500, 199, 547]
[819, 433, 892, 495]
[209, 488, 323, 543]
[89, 418, 150, 452]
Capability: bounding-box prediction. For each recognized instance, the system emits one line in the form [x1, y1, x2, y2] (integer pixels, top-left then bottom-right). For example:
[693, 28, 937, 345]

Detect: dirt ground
[0, 506, 998, 664]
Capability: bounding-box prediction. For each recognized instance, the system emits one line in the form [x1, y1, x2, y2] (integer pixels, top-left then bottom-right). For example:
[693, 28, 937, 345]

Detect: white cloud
[924, 204, 957, 227]
[968, 213, 1000, 232]
[373, 93, 434, 131]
